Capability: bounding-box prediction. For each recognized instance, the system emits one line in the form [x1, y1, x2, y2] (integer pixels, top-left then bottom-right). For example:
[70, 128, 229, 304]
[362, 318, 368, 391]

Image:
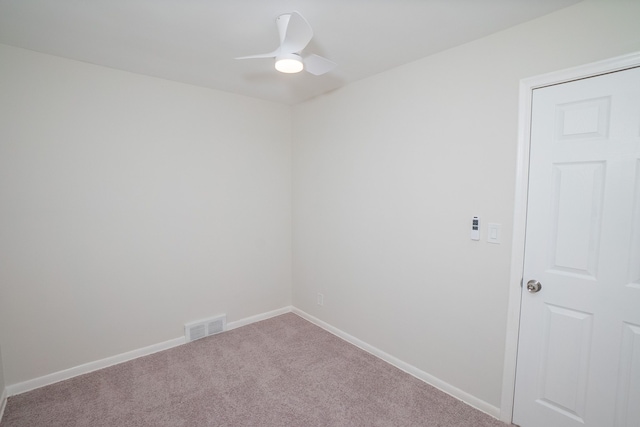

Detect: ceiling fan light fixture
[275, 53, 303, 73]
[236, 11, 335, 76]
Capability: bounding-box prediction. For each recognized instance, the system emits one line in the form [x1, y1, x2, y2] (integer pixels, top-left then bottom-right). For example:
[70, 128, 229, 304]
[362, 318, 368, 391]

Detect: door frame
[499, 51, 640, 424]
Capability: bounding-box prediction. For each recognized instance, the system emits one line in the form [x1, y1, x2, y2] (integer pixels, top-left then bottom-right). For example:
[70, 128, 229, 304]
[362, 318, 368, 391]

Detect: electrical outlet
[317, 293, 324, 306]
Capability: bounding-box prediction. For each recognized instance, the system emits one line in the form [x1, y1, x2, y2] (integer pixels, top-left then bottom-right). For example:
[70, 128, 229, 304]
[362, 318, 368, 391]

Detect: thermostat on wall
[471, 216, 480, 240]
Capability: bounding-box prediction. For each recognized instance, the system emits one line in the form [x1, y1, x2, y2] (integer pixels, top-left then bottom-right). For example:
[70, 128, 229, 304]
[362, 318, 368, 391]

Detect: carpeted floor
[1, 313, 508, 426]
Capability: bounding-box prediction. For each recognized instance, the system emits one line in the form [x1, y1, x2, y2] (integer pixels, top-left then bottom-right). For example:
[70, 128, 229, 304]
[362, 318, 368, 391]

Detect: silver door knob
[526, 280, 542, 293]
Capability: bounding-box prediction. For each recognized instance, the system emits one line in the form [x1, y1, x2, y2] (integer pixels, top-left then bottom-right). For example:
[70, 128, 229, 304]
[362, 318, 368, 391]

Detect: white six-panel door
[513, 67, 640, 427]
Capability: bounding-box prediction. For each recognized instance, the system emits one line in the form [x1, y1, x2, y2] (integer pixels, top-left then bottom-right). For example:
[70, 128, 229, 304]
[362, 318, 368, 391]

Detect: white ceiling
[0, 0, 581, 105]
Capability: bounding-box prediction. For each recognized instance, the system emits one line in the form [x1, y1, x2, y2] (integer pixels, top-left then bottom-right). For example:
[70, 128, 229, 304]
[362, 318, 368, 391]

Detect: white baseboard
[226, 306, 292, 331]
[292, 307, 501, 420]
[6, 336, 186, 396]
[1, 386, 8, 423]
[6, 306, 293, 397]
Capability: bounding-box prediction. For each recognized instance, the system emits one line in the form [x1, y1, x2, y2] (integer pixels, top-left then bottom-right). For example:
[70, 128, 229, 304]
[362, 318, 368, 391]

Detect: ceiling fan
[236, 11, 336, 75]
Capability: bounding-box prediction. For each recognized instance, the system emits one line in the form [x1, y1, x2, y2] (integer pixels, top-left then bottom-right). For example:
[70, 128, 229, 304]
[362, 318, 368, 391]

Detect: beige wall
[0, 44, 292, 385]
[292, 0, 640, 410]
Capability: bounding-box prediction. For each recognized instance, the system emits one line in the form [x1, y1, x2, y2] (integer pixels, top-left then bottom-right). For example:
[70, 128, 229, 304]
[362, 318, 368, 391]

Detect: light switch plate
[487, 223, 501, 244]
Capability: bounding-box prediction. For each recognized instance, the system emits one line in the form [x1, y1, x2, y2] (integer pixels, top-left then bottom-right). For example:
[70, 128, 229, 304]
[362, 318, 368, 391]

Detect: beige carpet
[1, 313, 508, 426]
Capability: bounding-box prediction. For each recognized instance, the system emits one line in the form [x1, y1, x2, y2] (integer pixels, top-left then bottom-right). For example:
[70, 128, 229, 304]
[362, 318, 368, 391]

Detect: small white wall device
[487, 223, 501, 244]
[471, 216, 480, 240]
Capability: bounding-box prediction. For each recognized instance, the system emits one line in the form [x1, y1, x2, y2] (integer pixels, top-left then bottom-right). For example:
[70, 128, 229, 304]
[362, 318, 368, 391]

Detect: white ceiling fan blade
[235, 47, 281, 60]
[280, 11, 313, 54]
[304, 54, 337, 76]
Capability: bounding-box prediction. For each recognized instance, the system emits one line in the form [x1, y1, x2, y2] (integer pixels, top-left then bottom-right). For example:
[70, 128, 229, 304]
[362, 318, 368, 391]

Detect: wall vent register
[185, 314, 226, 342]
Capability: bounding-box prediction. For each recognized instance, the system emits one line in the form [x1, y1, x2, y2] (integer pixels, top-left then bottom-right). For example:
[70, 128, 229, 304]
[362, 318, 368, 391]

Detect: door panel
[549, 161, 604, 278]
[513, 67, 640, 427]
[555, 97, 610, 141]
[628, 161, 640, 288]
[615, 323, 640, 427]
[538, 304, 592, 422]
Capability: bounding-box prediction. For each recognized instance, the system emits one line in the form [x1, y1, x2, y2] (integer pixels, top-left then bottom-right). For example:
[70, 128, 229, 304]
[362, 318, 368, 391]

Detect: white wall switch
[470, 216, 480, 240]
[487, 223, 501, 244]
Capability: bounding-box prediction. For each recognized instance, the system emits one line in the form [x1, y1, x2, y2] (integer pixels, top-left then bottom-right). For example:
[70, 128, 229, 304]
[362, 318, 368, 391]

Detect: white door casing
[511, 66, 640, 427]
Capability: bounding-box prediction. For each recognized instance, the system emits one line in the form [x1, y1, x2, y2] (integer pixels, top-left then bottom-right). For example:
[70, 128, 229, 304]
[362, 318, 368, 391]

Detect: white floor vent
[185, 314, 226, 342]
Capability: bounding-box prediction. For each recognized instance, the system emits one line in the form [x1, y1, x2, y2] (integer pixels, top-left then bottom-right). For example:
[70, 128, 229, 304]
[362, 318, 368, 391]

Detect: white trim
[0, 387, 7, 424]
[6, 306, 293, 397]
[6, 336, 186, 396]
[292, 308, 501, 419]
[226, 306, 292, 331]
[500, 51, 640, 423]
